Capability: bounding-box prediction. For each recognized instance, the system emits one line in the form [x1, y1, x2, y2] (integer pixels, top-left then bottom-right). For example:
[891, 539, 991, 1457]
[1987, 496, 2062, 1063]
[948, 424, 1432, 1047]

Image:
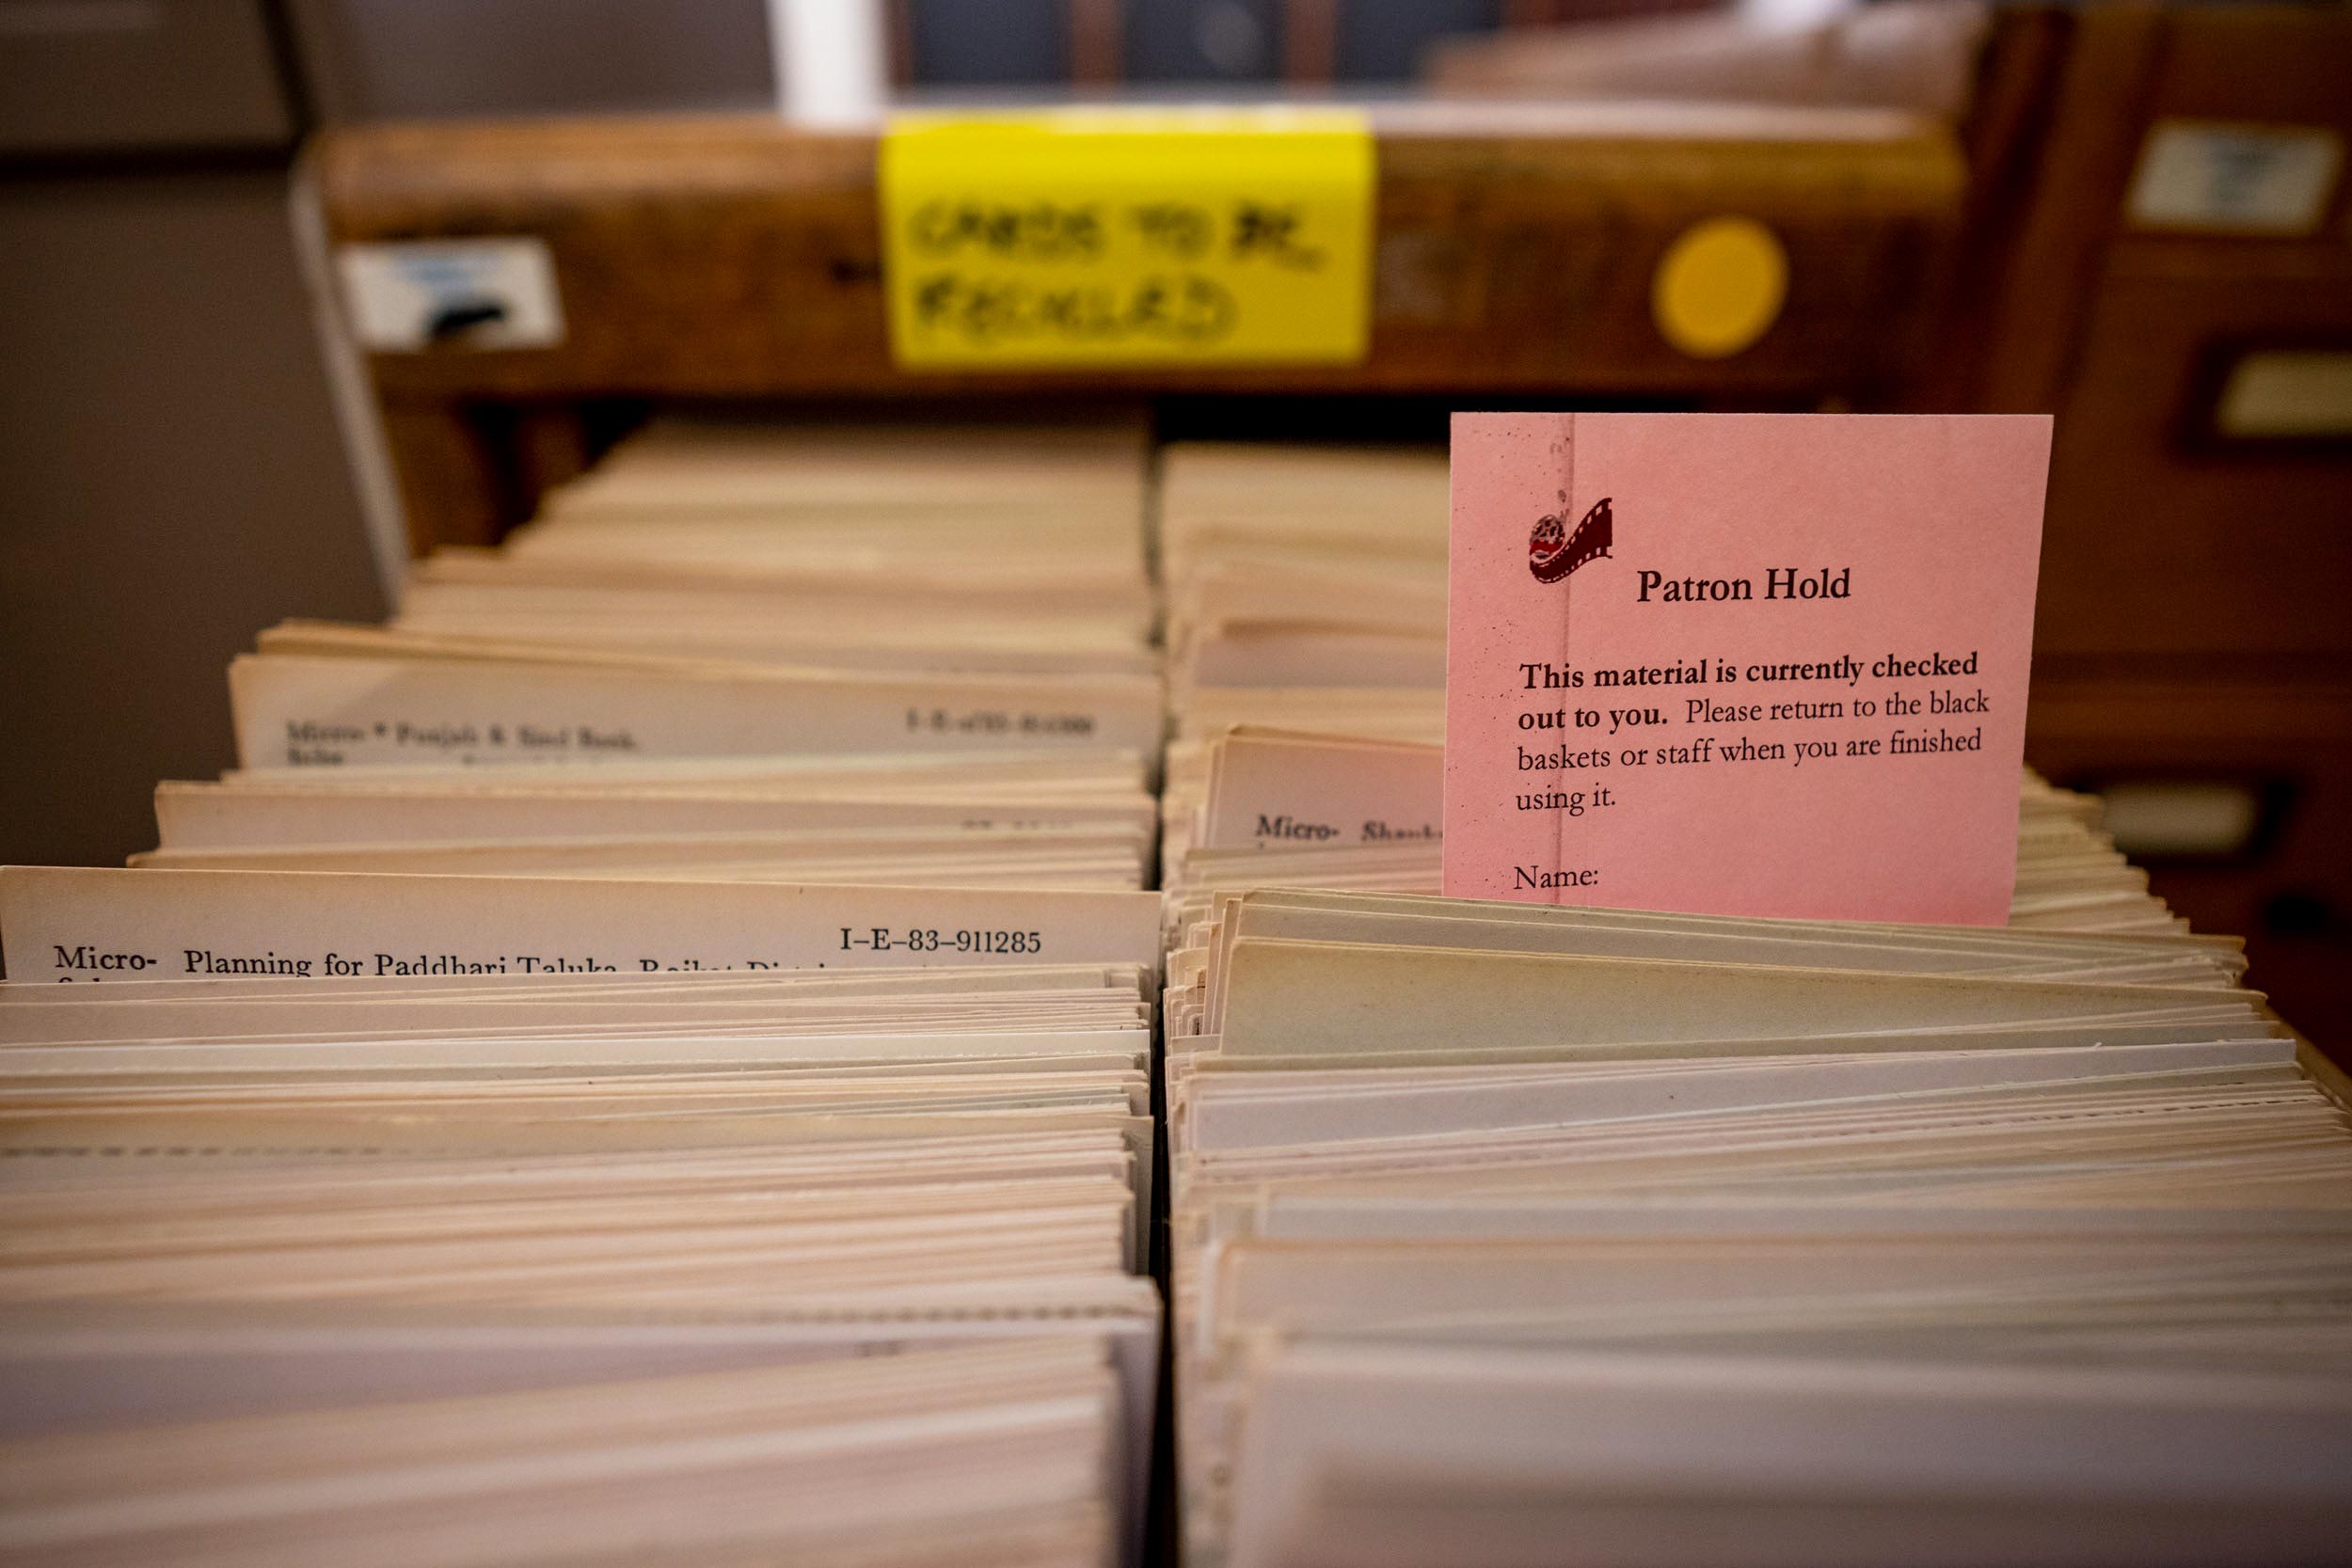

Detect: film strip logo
[1529, 497, 1613, 584]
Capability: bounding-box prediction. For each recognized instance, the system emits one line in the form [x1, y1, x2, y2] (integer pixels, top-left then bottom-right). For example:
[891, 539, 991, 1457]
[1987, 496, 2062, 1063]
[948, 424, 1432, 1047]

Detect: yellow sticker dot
[1652, 216, 1788, 359]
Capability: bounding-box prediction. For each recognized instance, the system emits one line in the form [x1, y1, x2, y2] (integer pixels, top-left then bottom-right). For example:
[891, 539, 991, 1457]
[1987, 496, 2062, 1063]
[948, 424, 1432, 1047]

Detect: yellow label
[1652, 215, 1788, 360]
[880, 107, 1375, 370]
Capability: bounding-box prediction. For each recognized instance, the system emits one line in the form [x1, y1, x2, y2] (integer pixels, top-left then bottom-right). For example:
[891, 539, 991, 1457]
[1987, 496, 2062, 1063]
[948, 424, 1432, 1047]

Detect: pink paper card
[1444, 413, 2051, 925]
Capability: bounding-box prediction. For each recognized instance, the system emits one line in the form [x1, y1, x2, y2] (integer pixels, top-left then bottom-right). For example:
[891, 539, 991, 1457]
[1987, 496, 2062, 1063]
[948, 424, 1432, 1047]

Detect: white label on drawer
[2216, 350, 2352, 438]
[336, 238, 565, 351]
[2098, 781, 2261, 859]
[2126, 120, 2342, 235]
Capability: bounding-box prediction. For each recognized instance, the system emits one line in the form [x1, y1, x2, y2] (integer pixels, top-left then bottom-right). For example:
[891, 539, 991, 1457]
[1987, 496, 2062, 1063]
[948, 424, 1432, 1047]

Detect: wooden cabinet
[312, 103, 1965, 546]
[1959, 4, 2352, 1042]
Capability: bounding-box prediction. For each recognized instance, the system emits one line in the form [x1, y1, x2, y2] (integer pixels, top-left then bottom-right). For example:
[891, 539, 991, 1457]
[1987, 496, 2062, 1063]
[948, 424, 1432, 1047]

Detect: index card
[1445, 413, 2051, 924]
[1201, 731, 1441, 850]
[0, 866, 1162, 982]
[1213, 939, 2269, 1056]
[230, 653, 1162, 768]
